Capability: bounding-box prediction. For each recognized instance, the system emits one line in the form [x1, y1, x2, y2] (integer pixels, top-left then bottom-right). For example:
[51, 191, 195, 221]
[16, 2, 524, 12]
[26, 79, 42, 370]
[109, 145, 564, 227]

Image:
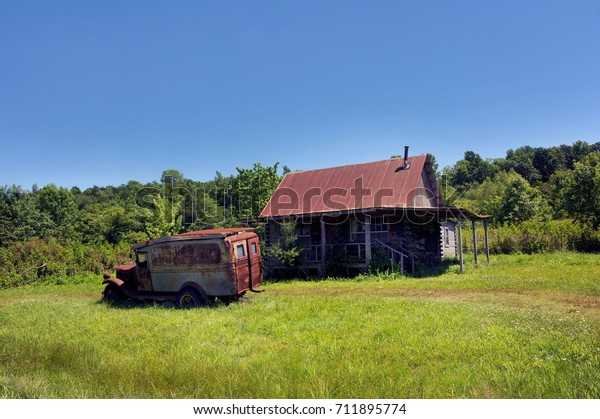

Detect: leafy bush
[265, 219, 304, 280]
[367, 246, 394, 274]
[0, 238, 132, 288]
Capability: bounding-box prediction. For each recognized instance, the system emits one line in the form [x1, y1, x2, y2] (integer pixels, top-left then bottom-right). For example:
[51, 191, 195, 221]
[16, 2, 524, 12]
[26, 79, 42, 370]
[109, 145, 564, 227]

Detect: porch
[261, 208, 489, 276]
[298, 241, 415, 273]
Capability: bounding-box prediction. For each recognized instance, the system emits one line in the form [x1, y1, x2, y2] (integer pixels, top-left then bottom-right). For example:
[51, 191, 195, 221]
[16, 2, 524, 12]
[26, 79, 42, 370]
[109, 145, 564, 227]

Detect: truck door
[233, 240, 250, 293]
[136, 251, 152, 292]
[247, 235, 262, 289]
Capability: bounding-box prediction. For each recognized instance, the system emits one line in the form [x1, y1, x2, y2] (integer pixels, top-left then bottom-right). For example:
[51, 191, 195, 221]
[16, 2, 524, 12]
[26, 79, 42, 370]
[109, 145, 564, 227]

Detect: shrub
[0, 238, 132, 288]
[460, 219, 600, 255]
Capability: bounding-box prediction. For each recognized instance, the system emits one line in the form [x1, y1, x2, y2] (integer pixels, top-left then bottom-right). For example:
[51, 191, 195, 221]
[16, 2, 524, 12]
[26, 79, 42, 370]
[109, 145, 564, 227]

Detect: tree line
[0, 163, 288, 247]
[442, 140, 600, 228]
[0, 140, 599, 286]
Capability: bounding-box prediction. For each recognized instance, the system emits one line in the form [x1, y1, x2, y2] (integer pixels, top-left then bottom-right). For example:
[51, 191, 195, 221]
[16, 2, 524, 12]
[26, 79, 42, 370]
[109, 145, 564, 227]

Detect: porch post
[365, 216, 372, 265]
[471, 220, 478, 267]
[456, 218, 464, 273]
[320, 219, 327, 275]
[484, 219, 490, 264]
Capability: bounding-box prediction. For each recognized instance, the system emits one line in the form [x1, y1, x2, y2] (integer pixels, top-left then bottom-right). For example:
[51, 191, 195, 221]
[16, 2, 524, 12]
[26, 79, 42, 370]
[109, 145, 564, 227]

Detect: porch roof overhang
[247, 206, 489, 224]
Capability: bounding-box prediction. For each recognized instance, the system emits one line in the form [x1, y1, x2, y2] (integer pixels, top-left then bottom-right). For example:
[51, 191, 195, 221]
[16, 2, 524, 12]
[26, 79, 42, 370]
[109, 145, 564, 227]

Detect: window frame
[236, 243, 246, 259]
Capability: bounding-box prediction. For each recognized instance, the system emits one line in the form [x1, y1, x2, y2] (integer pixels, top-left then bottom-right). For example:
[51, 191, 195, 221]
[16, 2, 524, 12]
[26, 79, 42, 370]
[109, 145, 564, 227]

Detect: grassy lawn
[1, 252, 599, 398]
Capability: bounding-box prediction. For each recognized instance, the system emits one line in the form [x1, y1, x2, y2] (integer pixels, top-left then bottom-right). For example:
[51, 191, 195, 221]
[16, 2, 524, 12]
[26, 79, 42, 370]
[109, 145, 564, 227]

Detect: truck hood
[116, 263, 137, 282]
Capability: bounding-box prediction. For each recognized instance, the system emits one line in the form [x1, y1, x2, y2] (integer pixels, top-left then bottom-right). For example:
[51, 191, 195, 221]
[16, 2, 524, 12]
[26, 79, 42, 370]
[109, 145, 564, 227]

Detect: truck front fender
[102, 277, 125, 287]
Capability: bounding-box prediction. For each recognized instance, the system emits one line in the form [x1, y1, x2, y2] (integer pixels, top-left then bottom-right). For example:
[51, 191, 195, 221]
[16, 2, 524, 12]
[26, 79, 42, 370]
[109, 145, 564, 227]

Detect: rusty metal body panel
[112, 228, 263, 300]
[148, 239, 236, 295]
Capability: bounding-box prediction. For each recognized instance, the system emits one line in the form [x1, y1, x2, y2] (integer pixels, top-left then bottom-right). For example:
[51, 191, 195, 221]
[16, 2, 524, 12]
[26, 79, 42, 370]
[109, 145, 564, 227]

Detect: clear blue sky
[1, 0, 599, 189]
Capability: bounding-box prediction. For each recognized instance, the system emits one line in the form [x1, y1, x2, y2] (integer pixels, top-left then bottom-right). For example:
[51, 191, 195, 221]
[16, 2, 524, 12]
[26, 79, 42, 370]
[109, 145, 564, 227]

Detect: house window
[296, 225, 311, 237]
[349, 217, 388, 243]
[370, 217, 388, 232]
[370, 216, 388, 241]
[350, 219, 365, 243]
[294, 224, 311, 247]
[444, 228, 450, 247]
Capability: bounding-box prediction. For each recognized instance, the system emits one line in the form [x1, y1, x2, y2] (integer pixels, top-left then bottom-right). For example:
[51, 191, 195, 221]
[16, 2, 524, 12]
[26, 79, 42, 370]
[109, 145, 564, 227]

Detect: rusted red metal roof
[259, 155, 438, 218]
[132, 228, 256, 250]
[177, 227, 254, 237]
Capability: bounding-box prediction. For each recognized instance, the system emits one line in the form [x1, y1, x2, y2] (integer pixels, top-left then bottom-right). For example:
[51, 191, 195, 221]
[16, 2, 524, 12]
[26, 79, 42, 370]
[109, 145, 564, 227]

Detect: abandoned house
[254, 148, 489, 275]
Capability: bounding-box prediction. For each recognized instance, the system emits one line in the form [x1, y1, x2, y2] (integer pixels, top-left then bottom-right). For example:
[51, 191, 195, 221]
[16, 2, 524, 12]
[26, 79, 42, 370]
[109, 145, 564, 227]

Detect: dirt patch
[385, 288, 600, 320]
[272, 285, 600, 320]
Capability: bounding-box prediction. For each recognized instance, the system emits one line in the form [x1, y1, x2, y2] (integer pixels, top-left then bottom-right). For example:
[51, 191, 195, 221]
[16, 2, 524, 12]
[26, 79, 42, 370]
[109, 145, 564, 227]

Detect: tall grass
[1, 253, 599, 398]
[462, 219, 600, 255]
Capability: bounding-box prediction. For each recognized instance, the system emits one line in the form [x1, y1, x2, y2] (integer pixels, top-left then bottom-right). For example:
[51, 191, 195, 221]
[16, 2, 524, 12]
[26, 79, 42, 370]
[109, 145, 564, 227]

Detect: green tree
[544, 169, 572, 218]
[188, 191, 228, 230]
[447, 151, 498, 190]
[426, 153, 440, 178]
[532, 147, 566, 182]
[79, 202, 143, 244]
[563, 153, 600, 228]
[456, 171, 515, 215]
[488, 174, 550, 224]
[229, 162, 284, 221]
[559, 140, 593, 170]
[35, 184, 80, 241]
[503, 146, 541, 185]
[160, 169, 184, 187]
[457, 171, 550, 224]
[0, 186, 25, 244]
[139, 192, 184, 239]
[268, 219, 302, 272]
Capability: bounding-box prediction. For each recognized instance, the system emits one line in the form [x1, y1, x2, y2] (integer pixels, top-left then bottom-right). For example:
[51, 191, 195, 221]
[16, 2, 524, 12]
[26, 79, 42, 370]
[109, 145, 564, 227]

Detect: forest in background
[1, 140, 599, 287]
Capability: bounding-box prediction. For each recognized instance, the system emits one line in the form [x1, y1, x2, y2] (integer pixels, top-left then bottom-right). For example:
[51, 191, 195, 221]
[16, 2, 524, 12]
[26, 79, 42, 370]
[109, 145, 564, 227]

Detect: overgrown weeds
[1, 252, 598, 398]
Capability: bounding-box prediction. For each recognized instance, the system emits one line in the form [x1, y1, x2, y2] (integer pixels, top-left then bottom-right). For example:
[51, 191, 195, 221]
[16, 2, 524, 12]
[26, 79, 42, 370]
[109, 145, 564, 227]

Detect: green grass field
[1, 252, 599, 398]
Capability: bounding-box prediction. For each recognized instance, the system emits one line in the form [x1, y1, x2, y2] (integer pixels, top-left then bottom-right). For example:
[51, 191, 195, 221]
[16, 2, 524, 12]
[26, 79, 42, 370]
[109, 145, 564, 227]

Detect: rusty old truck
[102, 227, 263, 307]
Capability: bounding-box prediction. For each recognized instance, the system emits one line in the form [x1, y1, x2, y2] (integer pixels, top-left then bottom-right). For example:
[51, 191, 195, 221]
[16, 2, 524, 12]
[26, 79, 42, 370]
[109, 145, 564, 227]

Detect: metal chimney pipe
[395, 146, 411, 172]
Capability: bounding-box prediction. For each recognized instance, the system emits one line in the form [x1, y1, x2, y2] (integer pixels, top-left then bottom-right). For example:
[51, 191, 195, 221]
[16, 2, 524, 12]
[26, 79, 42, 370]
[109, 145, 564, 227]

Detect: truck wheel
[103, 283, 125, 303]
[176, 287, 207, 308]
